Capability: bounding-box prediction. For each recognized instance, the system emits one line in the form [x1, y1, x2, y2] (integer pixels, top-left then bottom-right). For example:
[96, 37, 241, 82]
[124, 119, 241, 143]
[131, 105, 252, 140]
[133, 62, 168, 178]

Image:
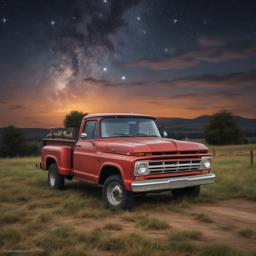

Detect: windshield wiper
[132, 132, 159, 137]
[107, 133, 131, 137]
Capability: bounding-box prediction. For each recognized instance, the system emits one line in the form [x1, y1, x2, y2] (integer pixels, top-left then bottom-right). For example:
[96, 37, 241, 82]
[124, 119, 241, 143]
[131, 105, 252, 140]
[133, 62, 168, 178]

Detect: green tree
[0, 125, 29, 157]
[63, 110, 88, 128]
[203, 110, 245, 145]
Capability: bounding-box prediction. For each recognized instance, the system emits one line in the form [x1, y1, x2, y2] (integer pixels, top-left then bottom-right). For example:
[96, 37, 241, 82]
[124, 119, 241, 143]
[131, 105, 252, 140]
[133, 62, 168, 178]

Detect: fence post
[250, 150, 253, 165]
[213, 148, 215, 157]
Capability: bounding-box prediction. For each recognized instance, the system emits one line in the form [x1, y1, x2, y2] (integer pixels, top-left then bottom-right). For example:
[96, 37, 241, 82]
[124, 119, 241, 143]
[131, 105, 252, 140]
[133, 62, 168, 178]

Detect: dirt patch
[58, 199, 256, 252]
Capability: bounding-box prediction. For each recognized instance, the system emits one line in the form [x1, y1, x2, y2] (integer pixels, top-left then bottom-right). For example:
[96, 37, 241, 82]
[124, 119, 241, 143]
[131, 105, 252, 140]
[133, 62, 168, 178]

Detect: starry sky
[1, 0, 256, 128]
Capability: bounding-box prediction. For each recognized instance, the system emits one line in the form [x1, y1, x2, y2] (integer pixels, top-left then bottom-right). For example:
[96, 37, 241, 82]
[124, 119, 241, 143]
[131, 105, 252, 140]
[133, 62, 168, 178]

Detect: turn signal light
[136, 177, 144, 181]
[137, 153, 145, 156]
[202, 170, 209, 174]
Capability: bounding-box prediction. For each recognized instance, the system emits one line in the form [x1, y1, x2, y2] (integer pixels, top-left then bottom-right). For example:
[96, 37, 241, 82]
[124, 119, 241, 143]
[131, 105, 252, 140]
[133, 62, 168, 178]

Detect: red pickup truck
[41, 113, 215, 209]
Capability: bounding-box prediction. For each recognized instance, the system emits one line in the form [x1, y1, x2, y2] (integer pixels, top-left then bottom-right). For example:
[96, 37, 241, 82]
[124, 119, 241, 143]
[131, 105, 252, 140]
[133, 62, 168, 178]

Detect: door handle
[75, 145, 81, 147]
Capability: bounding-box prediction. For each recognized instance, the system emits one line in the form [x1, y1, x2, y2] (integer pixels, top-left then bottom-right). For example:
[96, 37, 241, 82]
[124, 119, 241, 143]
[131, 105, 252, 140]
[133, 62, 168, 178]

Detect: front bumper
[131, 173, 215, 192]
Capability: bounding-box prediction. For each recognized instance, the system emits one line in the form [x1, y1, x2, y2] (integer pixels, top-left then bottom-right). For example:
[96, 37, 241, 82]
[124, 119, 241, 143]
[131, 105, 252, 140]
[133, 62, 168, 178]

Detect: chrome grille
[148, 160, 201, 174]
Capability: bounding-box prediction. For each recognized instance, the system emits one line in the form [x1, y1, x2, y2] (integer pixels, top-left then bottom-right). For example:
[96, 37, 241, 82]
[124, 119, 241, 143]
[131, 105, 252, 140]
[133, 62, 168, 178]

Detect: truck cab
[41, 113, 215, 209]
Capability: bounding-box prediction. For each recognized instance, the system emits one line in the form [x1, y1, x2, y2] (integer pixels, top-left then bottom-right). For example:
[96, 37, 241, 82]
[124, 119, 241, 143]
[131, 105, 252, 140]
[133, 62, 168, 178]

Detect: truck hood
[104, 138, 208, 154]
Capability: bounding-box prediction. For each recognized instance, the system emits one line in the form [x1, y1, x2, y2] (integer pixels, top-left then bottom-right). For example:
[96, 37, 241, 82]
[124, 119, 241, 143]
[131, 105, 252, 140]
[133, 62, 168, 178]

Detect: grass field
[0, 144, 256, 255]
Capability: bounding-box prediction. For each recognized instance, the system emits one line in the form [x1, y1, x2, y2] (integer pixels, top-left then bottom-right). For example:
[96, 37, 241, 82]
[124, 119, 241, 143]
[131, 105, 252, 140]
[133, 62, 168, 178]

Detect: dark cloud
[167, 91, 241, 101]
[8, 104, 24, 111]
[12, 65, 22, 70]
[125, 37, 256, 70]
[83, 78, 147, 87]
[0, 100, 7, 105]
[166, 71, 256, 87]
[168, 93, 198, 100]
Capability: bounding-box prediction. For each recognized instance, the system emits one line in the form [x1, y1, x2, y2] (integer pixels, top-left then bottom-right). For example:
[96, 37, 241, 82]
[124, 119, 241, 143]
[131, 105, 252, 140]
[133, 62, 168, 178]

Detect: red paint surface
[41, 113, 211, 191]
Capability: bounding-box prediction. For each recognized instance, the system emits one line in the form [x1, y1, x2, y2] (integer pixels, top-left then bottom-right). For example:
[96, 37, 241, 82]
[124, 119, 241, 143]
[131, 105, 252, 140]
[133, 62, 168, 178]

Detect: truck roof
[83, 113, 156, 120]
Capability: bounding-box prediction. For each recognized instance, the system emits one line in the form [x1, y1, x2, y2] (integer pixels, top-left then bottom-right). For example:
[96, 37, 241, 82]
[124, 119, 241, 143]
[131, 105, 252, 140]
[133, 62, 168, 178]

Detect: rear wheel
[103, 174, 134, 210]
[48, 163, 65, 189]
[171, 185, 200, 199]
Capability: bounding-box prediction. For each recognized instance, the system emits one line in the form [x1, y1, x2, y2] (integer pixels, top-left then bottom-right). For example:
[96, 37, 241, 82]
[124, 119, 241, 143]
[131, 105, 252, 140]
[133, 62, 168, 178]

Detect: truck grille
[148, 160, 201, 174]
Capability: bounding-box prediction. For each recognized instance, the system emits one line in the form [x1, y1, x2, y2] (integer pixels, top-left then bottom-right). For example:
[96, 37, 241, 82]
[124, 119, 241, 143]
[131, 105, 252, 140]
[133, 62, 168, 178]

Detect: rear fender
[41, 146, 72, 176]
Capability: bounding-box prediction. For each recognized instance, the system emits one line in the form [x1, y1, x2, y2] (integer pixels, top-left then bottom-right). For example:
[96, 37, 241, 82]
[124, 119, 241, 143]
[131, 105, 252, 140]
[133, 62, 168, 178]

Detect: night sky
[1, 0, 256, 128]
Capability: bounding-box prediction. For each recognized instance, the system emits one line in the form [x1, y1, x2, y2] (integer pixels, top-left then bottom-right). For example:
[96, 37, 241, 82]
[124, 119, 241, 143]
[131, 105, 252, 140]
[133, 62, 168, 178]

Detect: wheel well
[46, 158, 56, 170]
[99, 166, 121, 185]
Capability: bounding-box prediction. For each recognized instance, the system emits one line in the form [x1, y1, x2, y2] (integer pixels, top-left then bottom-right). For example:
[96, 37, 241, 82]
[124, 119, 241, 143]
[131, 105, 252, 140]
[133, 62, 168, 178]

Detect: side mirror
[163, 131, 168, 138]
[80, 133, 87, 140]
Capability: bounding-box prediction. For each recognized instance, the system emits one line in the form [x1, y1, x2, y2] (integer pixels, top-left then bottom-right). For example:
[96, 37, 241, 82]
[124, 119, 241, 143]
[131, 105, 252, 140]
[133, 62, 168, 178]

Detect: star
[3, 18, 6, 24]
[103, 67, 107, 71]
[203, 20, 207, 24]
[173, 19, 178, 24]
[165, 48, 168, 52]
[51, 21, 55, 25]
[137, 17, 141, 21]
[122, 76, 126, 80]
[104, 0, 107, 2]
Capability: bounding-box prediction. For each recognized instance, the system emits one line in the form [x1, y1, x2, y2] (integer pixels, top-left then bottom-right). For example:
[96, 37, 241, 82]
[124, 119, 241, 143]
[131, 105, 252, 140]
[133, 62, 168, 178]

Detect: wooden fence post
[250, 150, 253, 165]
[213, 148, 215, 157]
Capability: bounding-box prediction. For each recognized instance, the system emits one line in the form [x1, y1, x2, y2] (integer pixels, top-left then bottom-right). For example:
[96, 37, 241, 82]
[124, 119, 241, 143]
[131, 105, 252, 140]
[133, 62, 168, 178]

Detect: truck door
[73, 120, 98, 183]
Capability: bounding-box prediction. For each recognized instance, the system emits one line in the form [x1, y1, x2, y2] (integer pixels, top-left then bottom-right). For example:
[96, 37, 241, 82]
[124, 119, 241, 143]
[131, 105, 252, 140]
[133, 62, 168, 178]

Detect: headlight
[134, 162, 149, 176]
[203, 159, 211, 168]
[200, 157, 212, 170]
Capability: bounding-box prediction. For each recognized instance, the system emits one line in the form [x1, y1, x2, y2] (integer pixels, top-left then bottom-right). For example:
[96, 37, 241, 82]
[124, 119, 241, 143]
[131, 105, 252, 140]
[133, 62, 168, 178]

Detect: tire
[186, 185, 200, 198]
[48, 163, 65, 190]
[103, 174, 134, 210]
[171, 185, 200, 199]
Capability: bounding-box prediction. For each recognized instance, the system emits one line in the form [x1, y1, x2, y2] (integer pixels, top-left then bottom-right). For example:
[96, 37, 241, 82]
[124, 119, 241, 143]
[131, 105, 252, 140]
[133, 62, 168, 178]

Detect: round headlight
[138, 164, 147, 174]
[203, 159, 211, 168]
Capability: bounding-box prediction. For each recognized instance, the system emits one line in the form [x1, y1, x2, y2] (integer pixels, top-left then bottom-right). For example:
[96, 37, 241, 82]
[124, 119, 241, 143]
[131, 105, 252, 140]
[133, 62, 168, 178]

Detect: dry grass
[193, 213, 214, 223]
[238, 228, 254, 238]
[0, 147, 256, 255]
[136, 216, 170, 230]
[103, 222, 123, 230]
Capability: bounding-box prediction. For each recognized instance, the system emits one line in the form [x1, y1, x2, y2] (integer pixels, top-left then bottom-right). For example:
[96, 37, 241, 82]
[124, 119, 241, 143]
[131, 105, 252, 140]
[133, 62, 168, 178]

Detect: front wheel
[48, 163, 65, 190]
[103, 174, 134, 210]
[171, 185, 200, 199]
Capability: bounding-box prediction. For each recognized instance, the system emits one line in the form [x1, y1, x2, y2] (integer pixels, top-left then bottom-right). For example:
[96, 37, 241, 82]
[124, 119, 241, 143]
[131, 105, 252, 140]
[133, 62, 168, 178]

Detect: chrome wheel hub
[107, 182, 123, 205]
[50, 170, 56, 187]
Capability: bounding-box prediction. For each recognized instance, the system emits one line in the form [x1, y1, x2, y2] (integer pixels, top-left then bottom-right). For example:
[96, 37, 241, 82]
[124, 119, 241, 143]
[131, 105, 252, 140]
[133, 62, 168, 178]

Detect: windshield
[101, 118, 161, 138]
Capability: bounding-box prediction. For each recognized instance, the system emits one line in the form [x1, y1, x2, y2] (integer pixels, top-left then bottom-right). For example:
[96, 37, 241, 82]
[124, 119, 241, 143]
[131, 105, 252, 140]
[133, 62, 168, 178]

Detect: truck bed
[42, 139, 76, 150]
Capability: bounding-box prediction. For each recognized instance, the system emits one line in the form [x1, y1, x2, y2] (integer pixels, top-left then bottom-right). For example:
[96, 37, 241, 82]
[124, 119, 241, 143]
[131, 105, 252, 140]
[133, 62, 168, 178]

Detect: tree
[0, 125, 28, 157]
[203, 110, 245, 145]
[63, 110, 88, 128]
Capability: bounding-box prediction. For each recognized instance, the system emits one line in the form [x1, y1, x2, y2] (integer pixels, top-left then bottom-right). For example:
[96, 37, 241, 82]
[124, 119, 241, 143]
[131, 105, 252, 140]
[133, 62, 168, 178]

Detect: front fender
[98, 162, 133, 191]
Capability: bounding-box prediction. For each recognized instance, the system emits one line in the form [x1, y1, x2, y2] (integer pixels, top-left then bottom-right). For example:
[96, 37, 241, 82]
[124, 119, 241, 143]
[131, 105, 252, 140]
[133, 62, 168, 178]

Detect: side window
[83, 121, 98, 140]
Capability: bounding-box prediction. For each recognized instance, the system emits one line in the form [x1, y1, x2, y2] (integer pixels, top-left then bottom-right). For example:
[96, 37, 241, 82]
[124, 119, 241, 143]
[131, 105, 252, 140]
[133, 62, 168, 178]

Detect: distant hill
[155, 115, 256, 129]
[0, 128, 50, 139]
[0, 115, 256, 140]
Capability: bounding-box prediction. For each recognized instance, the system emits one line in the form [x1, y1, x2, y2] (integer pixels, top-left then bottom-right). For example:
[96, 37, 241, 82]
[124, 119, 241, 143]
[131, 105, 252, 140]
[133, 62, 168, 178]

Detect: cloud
[84, 71, 256, 89]
[12, 65, 22, 70]
[198, 36, 223, 46]
[0, 100, 7, 105]
[167, 91, 241, 101]
[168, 93, 198, 100]
[83, 78, 147, 87]
[8, 104, 24, 111]
[165, 72, 256, 87]
[125, 37, 256, 70]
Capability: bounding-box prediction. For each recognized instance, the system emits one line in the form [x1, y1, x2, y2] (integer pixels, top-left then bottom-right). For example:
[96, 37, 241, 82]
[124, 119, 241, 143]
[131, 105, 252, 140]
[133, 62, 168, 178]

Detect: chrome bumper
[131, 174, 215, 193]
